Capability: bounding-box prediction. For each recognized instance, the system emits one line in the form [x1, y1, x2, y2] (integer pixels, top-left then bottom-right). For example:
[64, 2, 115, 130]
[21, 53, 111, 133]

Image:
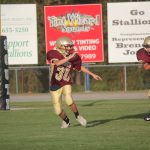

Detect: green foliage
[9, 68, 49, 93]
[91, 67, 125, 91]
[82, 65, 146, 92]
[127, 66, 144, 90]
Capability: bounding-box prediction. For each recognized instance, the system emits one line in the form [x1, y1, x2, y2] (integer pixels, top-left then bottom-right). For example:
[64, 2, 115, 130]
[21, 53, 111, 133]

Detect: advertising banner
[107, 2, 150, 63]
[1, 4, 38, 65]
[44, 4, 104, 63]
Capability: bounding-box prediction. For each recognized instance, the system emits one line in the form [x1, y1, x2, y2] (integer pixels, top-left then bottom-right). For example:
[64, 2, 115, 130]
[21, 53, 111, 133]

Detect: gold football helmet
[143, 36, 150, 48]
[56, 36, 74, 54]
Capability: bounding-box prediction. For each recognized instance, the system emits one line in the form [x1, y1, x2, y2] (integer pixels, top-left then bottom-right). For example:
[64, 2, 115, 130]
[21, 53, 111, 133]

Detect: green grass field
[0, 99, 150, 150]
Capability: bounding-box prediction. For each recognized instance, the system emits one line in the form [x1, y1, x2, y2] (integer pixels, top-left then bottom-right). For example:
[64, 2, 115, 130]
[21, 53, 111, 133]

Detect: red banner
[44, 4, 104, 63]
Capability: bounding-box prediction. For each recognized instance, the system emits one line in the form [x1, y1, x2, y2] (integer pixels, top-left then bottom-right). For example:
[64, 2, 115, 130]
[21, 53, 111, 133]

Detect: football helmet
[143, 36, 150, 48]
[56, 36, 74, 55]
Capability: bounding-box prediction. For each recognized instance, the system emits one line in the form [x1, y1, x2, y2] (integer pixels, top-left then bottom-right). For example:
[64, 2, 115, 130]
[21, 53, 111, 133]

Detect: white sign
[1, 4, 38, 65]
[107, 2, 150, 63]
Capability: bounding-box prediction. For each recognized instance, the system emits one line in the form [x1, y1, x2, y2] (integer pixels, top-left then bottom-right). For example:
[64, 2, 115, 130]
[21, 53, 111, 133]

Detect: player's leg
[144, 90, 150, 121]
[59, 110, 70, 128]
[50, 88, 70, 128]
[148, 89, 150, 100]
[62, 84, 79, 116]
[62, 85, 87, 126]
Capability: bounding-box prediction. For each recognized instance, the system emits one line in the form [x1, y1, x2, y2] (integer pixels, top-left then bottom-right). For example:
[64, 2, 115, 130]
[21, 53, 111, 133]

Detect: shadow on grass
[80, 100, 103, 107]
[75, 100, 150, 127]
[81, 112, 149, 128]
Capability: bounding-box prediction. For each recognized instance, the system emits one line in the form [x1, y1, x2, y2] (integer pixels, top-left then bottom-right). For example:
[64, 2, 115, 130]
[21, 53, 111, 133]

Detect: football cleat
[144, 114, 150, 121]
[76, 115, 87, 127]
[61, 121, 70, 128]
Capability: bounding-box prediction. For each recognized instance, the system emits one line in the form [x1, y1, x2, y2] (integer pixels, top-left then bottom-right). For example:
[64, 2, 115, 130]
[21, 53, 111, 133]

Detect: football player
[47, 36, 102, 128]
[136, 36, 150, 121]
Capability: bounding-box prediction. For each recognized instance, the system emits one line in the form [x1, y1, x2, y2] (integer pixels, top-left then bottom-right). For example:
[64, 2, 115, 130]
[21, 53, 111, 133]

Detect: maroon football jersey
[47, 50, 82, 91]
[136, 48, 150, 63]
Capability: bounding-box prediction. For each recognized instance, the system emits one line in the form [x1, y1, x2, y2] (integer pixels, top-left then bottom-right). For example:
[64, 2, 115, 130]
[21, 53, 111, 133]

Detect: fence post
[84, 64, 90, 92]
[124, 65, 127, 92]
[15, 69, 19, 94]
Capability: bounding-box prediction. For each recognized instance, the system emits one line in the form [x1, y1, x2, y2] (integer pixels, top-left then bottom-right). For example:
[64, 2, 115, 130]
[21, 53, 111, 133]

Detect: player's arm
[143, 63, 150, 70]
[52, 52, 76, 66]
[81, 66, 102, 80]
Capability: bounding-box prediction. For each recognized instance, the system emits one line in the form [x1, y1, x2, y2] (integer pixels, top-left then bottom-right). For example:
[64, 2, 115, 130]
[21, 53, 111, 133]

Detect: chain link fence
[9, 64, 149, 94]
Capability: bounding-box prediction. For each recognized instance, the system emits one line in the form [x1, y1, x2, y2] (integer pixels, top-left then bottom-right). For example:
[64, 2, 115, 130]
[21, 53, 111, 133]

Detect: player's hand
[92, 74, 102, 80]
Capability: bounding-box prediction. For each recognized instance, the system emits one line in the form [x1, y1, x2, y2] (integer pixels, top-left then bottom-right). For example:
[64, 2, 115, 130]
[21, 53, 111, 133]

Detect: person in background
[47, 36, 102, 128]
[136, 36, 150, 121]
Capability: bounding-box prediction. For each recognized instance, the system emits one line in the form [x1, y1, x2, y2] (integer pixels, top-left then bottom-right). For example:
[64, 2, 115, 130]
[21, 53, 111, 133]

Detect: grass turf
[0, 99, 150, 150]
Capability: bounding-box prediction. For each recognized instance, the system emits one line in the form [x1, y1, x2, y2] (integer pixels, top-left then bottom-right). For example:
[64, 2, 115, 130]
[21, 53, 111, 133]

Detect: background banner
[44, 4, 104, 63]
[107, 2, 150, 63]
[1, 4, 38, 65]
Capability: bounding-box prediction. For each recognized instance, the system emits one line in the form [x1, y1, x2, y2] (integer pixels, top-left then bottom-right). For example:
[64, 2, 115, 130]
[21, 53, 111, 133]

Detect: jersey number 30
[55, 66, 71, 82]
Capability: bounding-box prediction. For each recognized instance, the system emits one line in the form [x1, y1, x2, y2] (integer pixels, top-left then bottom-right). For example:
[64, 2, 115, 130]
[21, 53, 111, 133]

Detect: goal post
[0, 36, 10, 110]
